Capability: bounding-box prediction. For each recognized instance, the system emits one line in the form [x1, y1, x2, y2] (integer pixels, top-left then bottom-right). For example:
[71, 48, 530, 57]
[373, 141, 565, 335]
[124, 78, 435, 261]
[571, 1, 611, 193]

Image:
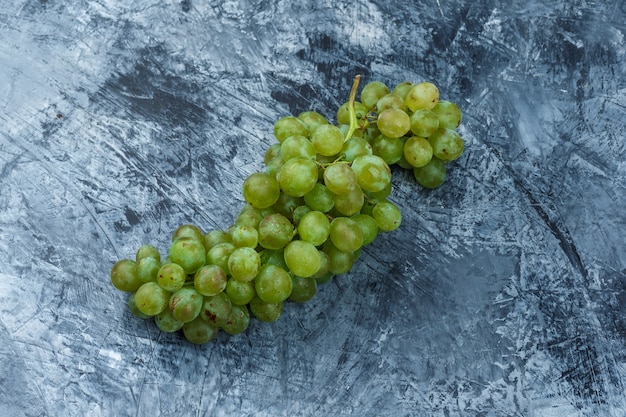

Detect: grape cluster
[109, 77, 464, 344]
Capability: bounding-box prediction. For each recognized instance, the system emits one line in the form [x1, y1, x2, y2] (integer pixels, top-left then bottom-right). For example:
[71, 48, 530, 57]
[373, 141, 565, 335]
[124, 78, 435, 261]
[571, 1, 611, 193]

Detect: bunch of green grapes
[109, 76, 464, 344]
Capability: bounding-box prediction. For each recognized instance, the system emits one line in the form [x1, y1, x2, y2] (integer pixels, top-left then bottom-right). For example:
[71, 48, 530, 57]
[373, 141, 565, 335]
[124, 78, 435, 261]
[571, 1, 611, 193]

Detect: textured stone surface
[1, 1, 625, 416]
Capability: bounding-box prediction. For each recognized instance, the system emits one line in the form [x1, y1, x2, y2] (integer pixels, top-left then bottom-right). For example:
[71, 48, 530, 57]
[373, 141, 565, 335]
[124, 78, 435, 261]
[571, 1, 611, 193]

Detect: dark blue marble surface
[1, 1, 625, 416]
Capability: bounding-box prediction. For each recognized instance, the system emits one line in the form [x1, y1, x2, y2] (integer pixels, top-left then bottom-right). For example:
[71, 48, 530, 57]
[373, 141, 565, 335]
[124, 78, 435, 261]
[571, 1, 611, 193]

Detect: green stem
[344, 74, 361, 142]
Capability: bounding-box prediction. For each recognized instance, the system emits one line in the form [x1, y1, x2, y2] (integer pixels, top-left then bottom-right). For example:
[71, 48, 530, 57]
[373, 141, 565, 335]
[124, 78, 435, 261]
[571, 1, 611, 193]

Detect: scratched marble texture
[1, 1, 625, 416]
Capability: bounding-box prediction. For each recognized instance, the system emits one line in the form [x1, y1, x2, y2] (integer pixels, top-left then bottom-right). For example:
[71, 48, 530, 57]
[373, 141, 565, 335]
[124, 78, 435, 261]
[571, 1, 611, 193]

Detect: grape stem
[344, 74, 361, 143]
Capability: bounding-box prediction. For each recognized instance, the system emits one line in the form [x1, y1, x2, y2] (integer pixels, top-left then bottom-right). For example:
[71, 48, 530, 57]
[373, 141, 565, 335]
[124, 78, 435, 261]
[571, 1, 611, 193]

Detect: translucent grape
[292, 205, 311, 225]
[409, 109, 440, 137]
[221, 304, 250, 335]
[257, 213, 294, 250]
[351, 154, 392, 193]
[229, 224, 259, 248]
[242, 172, 281, 209]
[135, 282, 170, 316]
[405, 82, 439, 111]
[432, 100, 462, 129]
[289, 275, 317, 303]
[311, 123, 345, 157]
[194, 264, 227, 296]
[323, 241, 355, 275]
[183, 317, 218, 344]
[376, 108, 411, 138]
[254, 264, 293, 303]
[376, 94, 406, 112]
[235, 208, 265, 228]
[372, 134, 404, 164]
[372, 200, 402, 232]
[341, 136, 372, 162]
[303, 183, 335, 213]
[360, 81, 389, 109]
[274, 116, 309, 143]
[280, 135, 316, 161]
[404, 136, 433, 168]
[203, 230, 232, 250]
[298, 110, 328, 133]
[332, 186, 364, 216]
[206, 242, 236, 275]
[155, 307, 184, 332]
[323, 163, 358, 195]
[110, 259, 142, 292]
[297, 210, 331, 246]
[128, 293, 151, 319]
[271, 193, 302, 218]
[350, 214, 379, 246]
[200, 292, 233, 327]
[413, 157, 447, 189]
[249, 296, 283, 322]
[168, 237, 206, 275]
[311, 250, 331, 280]
[136, 244, 161, 262]
[428, 128, 465, 162]
[170, 287, 203, 323]
[136, 256, 160, 283]
[225, 279, 256, 306]
[228, 247, 261, 282]
[156, 262, 186, 292]
[284, 240, 321, 278]
[277, 157, 318, 197]
[391, 81, 413, 100]
[264, 142, 282, 165]
[329, 217, 364, 253]
[336, 101, 368, 125]
[171, 224, 205, 245]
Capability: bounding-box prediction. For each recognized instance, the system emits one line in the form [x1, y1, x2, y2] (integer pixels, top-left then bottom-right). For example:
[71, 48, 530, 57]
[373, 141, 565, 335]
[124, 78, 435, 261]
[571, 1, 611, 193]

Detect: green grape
[249, 296, 283, 322]
[372, 200, 402, 232]
[206, 242, 236, 275]
[257, 213, 294, 250]
[274, 116, 309, 143]
[280, 135, 316, 161]
[323, 241, 355, 275]
[428, 128, 465, 162]
[315, 272, 334, 285]
[135, 282, 170, 316]
[376, 108, 411, 138]
[432, 100, 462, 129]
[289, 275, 317, 303]
[194, 264, 227, 296]
[271, 193, 302, 218]
[228, 247, 261, 282]
[229, 224, 259, 248]
[155, 307, 184, 332]
[110, 259, 142, 292]
[277, 157, 318, 197]
[170, 287, 203, 323]
[329, 217, 364, 253]
[298, 210, 331, 246]
[292, 205, 311, 225]
[409, 109, 440, 137]
[259, 249, 289, 270]
[264, 142, 282, 165]
[221, 304, 250, 335]
[351, 154, 392, 193]
[404, 136, 433, 168]
[200, 292, 233, 327]
[303, 183, 335, 213]
[332, 186, 364, 216]
[298, 110, 328, 133]
[171, 224, 205, 245]
[156, 262, 186, 292]
[235, 208, 264, 228]
[360, 81, 390, 109]
[405, 82, 439, 111]
[128, 293, 151, 319]
[242, 172, 281, 209]
[323, 163, 358, 195]
[225, 279, 256, 305]
[311, 250, 331, 280]
[350, 213, 379, 246]
[337, 101, 368, 125]
[311, 124, 344, 156]
[254, 264, 293, 303]
[284, 240, 321, 278]
[183, 317, 218, 344]
[376, 93, 406, 112]
[372, 134, 404, 164]
[413, 157, 447, 188]
[265, 155, 284, 178]
[391, 81, 413, 100]
[341, 136, 372, 162]
[366, 180, 392, 203]
[168, 237, 206, 275]
[203, 230, 232, 250]
[136, 244, 161, 262]
[136, 256, 161, 283]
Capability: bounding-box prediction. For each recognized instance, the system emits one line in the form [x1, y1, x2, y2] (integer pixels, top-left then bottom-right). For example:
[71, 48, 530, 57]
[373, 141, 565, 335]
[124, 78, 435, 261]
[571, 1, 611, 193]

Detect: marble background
[1, 1, 625, 416]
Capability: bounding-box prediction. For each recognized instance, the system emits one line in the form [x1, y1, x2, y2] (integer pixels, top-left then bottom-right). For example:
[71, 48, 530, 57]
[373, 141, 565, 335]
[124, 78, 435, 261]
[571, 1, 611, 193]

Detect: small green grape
[110, 259, 142, 292]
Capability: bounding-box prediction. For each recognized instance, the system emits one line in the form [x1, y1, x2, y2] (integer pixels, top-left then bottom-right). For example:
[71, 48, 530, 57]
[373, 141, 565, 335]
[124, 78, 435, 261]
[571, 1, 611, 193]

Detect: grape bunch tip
[110, 76, 465, 344]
